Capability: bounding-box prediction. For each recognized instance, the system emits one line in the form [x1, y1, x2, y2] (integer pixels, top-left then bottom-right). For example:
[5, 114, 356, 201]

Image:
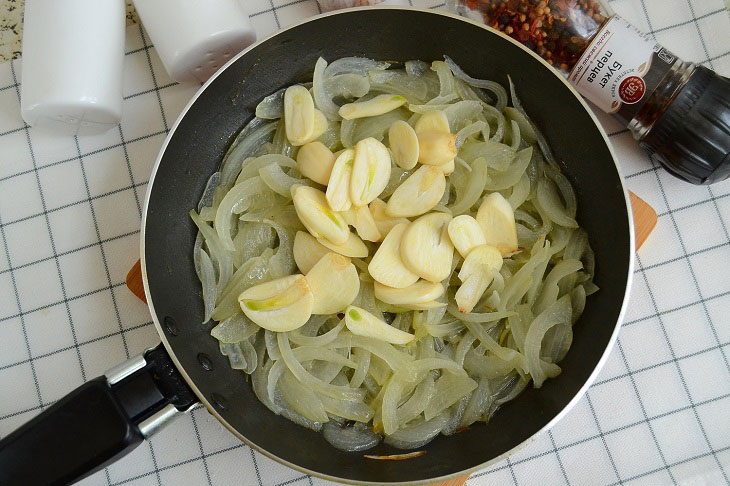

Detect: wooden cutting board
[124, 191, 657, 486]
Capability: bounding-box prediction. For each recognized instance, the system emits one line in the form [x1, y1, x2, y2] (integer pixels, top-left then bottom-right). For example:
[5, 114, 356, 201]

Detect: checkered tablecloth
[0, 1, 729, 485]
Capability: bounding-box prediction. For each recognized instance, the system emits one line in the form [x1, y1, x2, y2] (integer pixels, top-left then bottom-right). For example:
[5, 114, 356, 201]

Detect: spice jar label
[568, 15, 675, 123]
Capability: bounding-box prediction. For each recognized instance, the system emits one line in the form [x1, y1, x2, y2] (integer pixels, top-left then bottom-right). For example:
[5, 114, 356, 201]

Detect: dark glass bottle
[449, 0, 730, 185]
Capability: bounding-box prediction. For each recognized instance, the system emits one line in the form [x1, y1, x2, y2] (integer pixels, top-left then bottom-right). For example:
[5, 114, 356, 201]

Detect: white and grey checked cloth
[0, 1, 729, 485]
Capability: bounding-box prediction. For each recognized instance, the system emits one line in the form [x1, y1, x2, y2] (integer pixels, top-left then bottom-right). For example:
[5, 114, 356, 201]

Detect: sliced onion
[484, 146, 533, 191]
[323, 421, 381, 452]
[313, 57, 341, 120]
[255, 87, 285, 119]
[383, 411, 450, 449]
[325, 57, 389, 77]
[444, 56, 508, 111]
[211, 312, 259, 343]
[280, 370, 329, 423]
[536, 177, 579, 228]
[449, 157, 488, 215]
[524, 295, 572, 387]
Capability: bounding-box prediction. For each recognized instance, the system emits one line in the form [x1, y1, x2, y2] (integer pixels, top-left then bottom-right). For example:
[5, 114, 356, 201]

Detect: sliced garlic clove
[326, 148, 355, 212]
[350, 137, 392, 207]
[339, 94, 407, 120]
[448, 215, 487, 258]
[293, 231, 330, 274]
[476, 192, 519, 257]
[291, 185, 349, 244]
[370, 198, 410, 238]
[305, 252, 360, 314]
[417, 130, 458, 166]
[455, 244, 503, 313]
[385, 165, 446, 218]
[284, 85, 315, 145]
[374, 280, 444, 306]
[414, 110, 450, 135]
[388, 120, 419, 170]
[458, 244, 503, 282]
[368, 223, 419, 289]
[297, 109, 328, 146]
[238, 274, 313, 331]
[296, 141, 336, 185]
[400, 212, 454, 283]
[454, 273, 490, 314]
[344, 305, 415, 345]
[350, 205, 382, 242]
[317, 231, 369, 258]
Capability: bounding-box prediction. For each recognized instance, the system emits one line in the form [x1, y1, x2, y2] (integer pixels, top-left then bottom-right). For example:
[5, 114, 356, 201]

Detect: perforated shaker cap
[640, 66, 730, 185]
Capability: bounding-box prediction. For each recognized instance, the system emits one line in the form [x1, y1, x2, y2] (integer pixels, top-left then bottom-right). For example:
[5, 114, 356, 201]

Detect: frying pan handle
[0, 345, 197, 486]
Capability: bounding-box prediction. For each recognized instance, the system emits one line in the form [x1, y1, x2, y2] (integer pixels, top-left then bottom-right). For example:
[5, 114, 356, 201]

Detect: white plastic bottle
[20, 0, 125, 136]
[132, 0, 257, 83]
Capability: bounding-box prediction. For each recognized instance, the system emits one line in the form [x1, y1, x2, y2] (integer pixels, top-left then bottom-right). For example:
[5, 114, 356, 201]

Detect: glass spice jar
[449, 0, 730, 185]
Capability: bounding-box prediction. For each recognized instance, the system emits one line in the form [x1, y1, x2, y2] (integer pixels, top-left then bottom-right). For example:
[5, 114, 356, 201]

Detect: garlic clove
[414, 110, 450, 135]
[238, 274, 313, 331]
[370, 198, 410, 238]
[388, 120, 419, 170]
[374, 280, 445, 306]
[317, 231, 369, 258]
[344, 305, 415, 345]
[296, 141, 336, 185]
[326, 148, 355, 211]
[448, 215, 487, 258]
[417, 130, 458, 166]
[293, 231, 330, 274]
[297, 108, 328, 146]
[454, 244, 503, 314]
[458, 244, 503, 282]
[385, 165, 446, 218]
[350, 137, 391, 207]
[349, 204, 382, 242]
[454, 273, 490, 314]
[368, 223, 419, 288]
[476, 192, 519, 257]
[339, 94, 407, 120]
[291, 185, 349, 244]
[284, 85, 315, 145]
[400, 212, 454, 283]
[305, 252, 360, 314]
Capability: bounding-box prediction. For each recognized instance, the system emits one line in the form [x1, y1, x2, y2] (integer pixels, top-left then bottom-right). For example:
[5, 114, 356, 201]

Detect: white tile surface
[0, 3, 729, 486]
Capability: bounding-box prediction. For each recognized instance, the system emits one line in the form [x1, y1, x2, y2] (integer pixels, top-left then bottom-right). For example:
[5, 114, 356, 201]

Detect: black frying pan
[0, 8, 634, 485]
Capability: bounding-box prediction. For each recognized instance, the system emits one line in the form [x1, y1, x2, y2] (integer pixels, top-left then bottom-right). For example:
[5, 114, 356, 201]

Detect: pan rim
[140, 6, 636, 484]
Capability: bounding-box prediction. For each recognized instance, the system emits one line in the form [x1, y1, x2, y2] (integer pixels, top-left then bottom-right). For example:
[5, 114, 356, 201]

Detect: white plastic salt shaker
[132, 0, 256, 84]
[20, 0, 125, 136]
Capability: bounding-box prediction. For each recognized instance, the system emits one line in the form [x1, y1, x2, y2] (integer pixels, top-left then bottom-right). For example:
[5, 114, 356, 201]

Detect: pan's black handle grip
[0, 345, 197, 486]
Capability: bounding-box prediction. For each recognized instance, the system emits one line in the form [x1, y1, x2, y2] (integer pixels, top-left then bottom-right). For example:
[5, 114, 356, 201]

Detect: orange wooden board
[630, 192, 658, 251]
[124, 191, 657, 486]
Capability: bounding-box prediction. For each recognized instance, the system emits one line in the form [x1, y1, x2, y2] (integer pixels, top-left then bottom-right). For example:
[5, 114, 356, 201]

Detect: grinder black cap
[640, 66, 730, 185]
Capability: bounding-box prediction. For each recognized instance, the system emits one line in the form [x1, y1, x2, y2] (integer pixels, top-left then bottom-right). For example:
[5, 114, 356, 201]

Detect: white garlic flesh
[238, 274, 313, 331]
[292, 185, 349, 244]
[400, 212, 454, 283]
[344, 305, 415, 345]
[305, 252, 360, 314]
[385, 165, 446, 218]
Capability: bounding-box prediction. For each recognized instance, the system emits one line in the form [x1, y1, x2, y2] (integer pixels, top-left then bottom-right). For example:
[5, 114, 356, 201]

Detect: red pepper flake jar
[449, 0, 730, 185]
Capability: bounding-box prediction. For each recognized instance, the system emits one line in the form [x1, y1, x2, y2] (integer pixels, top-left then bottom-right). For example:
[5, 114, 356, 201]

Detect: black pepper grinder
[449, 0, 730, 185]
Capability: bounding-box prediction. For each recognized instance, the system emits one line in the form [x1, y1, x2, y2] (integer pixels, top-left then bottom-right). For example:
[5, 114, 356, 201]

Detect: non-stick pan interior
[144, 8, 632, 483]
